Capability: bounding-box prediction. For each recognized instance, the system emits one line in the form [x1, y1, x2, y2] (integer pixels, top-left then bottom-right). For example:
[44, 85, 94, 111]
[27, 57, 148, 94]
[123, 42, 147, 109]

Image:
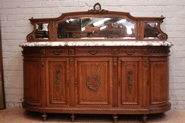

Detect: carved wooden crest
[88, 2, 108, 14]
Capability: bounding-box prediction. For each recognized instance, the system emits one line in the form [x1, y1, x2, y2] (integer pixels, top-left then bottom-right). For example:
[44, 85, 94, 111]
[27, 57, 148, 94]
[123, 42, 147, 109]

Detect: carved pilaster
[113, 57, 117, 67]
[137, 20, 143, 40]
[50, 21, 55, 41]
[41, 58, 45, 67]
[143, 57, 148, 68]
[70, 57, 74, 67]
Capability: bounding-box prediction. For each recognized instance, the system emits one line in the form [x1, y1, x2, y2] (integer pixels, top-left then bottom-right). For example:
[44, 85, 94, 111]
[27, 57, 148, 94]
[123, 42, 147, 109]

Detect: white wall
[0, 0, 185, 109]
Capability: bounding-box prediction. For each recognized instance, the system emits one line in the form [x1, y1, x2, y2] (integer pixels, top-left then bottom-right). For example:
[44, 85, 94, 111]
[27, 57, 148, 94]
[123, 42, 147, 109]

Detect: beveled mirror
[144, 22, 159, 39]
[57, 17, 136, 39]
[35, 23, 49, 39]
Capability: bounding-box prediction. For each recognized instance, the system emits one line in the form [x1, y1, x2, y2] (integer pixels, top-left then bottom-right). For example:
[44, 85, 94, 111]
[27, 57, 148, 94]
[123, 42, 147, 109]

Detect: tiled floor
[0, 107, 185, 123]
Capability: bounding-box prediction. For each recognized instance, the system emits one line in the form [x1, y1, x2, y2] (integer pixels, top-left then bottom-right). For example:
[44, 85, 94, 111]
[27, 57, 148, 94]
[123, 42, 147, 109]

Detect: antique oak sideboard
[20, 3, 173, 123]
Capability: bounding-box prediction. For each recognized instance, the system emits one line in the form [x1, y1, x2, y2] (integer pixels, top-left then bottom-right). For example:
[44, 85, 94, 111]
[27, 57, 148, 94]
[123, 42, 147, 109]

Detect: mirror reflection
[144, 22, 159, 39]
[35, 23, 49, 39]
[57, 17, 136, 39]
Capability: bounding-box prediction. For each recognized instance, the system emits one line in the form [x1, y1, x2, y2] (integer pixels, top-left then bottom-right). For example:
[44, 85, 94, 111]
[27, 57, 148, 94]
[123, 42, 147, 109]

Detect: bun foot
[42, 113, 47, 122]
[142, 114, 148, 123]
[70, 114, 75, 122]
[113, 114, 118, 123]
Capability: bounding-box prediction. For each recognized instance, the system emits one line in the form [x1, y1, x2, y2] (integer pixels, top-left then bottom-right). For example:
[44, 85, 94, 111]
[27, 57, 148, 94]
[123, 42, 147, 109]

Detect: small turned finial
[29, 17, 35, 24]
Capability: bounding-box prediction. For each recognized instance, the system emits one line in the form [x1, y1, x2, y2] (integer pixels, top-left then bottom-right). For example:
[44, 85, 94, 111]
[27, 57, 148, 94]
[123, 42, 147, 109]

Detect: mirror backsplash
[57, 17, 136, 39]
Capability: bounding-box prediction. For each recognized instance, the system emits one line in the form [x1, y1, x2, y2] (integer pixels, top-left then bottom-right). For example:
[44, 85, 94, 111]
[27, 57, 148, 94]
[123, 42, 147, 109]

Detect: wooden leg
[142, 114, 148, 123]
[42, 113, 47, 122]
[70, 114, 75, 122]
[113, 114, 118, 123]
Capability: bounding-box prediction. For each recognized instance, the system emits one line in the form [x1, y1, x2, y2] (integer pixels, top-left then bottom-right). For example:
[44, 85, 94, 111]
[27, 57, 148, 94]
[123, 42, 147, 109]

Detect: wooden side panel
[118, 57, 142, 107]
[46, 58, 69, 106]
[24, 58, 41, 105]
[150, 58, 169, 105]
[75, 58, 112, 107]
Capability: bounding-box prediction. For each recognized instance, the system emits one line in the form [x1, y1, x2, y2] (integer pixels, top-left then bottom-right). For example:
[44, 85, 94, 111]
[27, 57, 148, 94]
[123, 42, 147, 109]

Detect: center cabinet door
[75, 57, 112, 107]
[46, 58, 69, 107]
[118, 57, 142, 108]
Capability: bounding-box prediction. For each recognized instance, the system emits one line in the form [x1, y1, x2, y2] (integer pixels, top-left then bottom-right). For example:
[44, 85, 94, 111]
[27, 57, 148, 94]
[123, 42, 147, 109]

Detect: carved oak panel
[24, 58, 41, 106]
[150, 58, 169, 105]
[75, 58, 112, 107]
[118, 57, 142, 107]
[46, 58, 69, 106]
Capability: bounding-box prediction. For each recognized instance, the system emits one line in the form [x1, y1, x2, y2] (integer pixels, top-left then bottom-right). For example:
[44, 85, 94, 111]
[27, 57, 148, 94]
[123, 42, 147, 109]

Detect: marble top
[19, 41, 173, 47]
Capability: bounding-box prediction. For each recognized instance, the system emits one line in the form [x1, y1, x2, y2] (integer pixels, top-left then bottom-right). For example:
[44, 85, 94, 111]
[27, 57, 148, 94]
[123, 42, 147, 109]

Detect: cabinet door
[118, 57, 142, 107]
[150, 58, 169, 105]
[24, 58, 41, 106]
[75, 58, 112, 107]
[46, 58, 69, 106]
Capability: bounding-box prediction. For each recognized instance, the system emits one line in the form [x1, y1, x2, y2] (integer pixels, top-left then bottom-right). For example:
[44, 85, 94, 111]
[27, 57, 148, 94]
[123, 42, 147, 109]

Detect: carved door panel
[75, 57, 112, 107]
[46, 58, 69, 106]
[24, 58, 41, 105]
[149, 58, 169, 105]
[118, 57, 142, 107]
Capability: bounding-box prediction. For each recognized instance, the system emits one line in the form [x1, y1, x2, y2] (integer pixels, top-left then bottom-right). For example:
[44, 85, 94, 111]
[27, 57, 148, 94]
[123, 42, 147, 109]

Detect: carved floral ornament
[25, 2, 169, 42]
[86, 76, 101, 91]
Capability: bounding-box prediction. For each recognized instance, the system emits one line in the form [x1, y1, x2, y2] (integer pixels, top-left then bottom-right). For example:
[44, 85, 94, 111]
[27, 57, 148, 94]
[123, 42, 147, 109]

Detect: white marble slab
[19, 41, 173, 47]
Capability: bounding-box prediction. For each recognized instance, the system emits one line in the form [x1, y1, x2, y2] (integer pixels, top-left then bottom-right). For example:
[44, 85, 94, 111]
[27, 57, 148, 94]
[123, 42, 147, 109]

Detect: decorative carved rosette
[27, 34, 35, 42]
[89, 50, 98, 55]
[158, 33, 168, 40]
[52, 50, 62, 55]
[69, 49, 75, 55]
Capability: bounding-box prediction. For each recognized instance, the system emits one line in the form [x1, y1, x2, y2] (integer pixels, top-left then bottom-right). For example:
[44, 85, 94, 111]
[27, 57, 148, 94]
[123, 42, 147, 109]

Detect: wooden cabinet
[21, 46, 171, 123]
[20, 3, 172, 123]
